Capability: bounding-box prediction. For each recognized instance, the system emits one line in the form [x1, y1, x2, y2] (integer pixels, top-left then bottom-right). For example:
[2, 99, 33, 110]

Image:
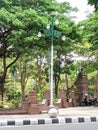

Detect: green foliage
[6, 87, 21, 108]
[37, 85, 49, 103]
[88, 0, 98, 11]
[0, 0, 97, 104]
[75, 11, 98, 79]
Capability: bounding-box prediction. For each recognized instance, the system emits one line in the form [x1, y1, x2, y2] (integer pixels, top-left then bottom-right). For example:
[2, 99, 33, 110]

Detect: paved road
[0, 123, 98, 130]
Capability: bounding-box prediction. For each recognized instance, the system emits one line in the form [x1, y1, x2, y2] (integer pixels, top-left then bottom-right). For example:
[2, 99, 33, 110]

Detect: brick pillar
[28, 91, 38, 104]
[70, 92, 77, 107]
[44, 90, 50, 100]
[75, 73, 88, 103]
[59, 90, 66, 100]
[59, 90, 68, 108]
[27, 91, 41, 114]
[82, 74, 88, 97]
[44, 90, 50, 105]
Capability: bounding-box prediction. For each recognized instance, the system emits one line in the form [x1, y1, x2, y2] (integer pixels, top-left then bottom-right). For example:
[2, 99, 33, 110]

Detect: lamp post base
[48, 105, 59, 118]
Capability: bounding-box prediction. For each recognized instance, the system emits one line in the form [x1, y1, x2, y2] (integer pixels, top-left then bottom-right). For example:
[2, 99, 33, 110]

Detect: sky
[56, 0, 94, 23]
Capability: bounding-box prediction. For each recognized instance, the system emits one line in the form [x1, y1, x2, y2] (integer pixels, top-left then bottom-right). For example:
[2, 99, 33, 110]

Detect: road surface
[0, 123, 98, 130]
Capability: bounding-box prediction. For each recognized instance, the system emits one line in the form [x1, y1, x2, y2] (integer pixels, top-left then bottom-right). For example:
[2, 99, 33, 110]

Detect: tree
[0, 0, 78, 103]
[0, 0, 44, 101]
[79, 11, 98, 57]
[74, 10, 98, 84]
[88, 0, 98, 11]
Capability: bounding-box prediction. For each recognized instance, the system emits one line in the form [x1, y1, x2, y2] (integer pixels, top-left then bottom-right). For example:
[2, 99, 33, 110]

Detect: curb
[0, 116, 98, 126]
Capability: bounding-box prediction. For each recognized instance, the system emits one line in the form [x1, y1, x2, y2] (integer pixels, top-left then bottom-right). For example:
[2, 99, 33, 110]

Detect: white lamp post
[38, 15, 65, 118]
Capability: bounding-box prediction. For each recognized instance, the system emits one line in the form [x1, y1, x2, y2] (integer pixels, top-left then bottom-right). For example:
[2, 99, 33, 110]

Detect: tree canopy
[0, 0, 78, 102]
[88, 0, 98, 11]
[0, 0, 97, 107]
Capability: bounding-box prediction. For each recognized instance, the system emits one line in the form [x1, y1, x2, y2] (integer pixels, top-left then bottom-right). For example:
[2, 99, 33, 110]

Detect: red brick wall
[0, 90, 78, 115]
[0, 108, 27, 115]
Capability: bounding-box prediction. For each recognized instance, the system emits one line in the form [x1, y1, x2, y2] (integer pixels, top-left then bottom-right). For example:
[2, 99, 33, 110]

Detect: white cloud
[56, 0, 94, 23]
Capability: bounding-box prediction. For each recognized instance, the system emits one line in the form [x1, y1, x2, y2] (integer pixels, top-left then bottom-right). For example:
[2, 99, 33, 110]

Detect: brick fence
[0, 90, 77, 115]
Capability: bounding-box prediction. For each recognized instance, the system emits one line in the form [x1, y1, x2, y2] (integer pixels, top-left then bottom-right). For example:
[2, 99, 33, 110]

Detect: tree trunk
[1, 92, 4, 103]
[36, 55, 42, 93]
[54, 74, 60, 98]
[0, 70, 6, 102]
[21, 84, 25, 102]
[20, 71, 26, 102]
[65, 73, 69, 89]
[65, 73, 69, 97]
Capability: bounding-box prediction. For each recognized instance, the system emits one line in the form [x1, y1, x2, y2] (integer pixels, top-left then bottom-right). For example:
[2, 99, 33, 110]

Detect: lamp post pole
[44, 15, 61, 117]
[38, 15, 65, 117]
[50, 15, 54, 106]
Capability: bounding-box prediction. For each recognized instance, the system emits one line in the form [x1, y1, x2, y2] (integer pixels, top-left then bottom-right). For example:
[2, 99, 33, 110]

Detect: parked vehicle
[79, 95, 98, 107]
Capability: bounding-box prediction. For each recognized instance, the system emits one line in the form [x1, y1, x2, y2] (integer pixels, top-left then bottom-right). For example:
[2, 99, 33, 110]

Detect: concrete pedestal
[48, 105, 58, 118]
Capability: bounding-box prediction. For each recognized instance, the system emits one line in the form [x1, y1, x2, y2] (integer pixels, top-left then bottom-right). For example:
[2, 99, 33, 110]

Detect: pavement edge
[0, 116, 98, 126]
